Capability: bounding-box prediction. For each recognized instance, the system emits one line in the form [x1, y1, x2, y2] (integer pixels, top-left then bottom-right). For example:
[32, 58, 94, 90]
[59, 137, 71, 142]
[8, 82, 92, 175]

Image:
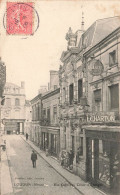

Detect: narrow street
[5, 135, 81, 195]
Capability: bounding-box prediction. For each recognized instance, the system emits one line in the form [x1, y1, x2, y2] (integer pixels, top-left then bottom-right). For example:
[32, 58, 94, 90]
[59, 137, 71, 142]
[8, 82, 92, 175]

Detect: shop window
[15, 98, 20, 106]
[94, 89, 101, 112]
[78, 79, 83, 103]
[109, 50, 116, 67]
[76, 137, 83, 164]
[109, 84, 119, 110]
[69, 83, 74, 105]
[53, 106, 57, 124]
[99, 140, 110, 186]
[6, 98, 11, 106]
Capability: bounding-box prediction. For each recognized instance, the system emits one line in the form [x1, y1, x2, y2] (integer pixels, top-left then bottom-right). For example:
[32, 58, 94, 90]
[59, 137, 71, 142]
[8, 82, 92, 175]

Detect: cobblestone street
[1, 135, 104, 195]
[2, 135, 82, 195]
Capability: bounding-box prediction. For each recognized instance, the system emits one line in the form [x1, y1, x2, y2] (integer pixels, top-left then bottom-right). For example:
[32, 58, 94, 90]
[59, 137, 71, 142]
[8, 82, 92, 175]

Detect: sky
[0, 0, 120, 100]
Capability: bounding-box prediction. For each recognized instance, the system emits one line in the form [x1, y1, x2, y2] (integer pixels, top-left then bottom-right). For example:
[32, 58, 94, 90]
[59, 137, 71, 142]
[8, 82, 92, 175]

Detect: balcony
[40, 118, 59, 127]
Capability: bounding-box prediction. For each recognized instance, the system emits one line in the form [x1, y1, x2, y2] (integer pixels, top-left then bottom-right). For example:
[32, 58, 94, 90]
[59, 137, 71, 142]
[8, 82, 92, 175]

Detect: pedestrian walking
[26, 133, 29, 141]
[31, 150, 37, 168]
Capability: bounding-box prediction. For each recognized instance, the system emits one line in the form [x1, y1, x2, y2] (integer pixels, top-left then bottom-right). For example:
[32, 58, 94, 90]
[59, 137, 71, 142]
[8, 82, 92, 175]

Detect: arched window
[15, 98, 20, 106]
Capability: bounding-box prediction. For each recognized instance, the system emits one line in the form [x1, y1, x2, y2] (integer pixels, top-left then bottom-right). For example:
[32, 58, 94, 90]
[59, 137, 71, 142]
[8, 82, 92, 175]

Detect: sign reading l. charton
[87, 112, 115, 122]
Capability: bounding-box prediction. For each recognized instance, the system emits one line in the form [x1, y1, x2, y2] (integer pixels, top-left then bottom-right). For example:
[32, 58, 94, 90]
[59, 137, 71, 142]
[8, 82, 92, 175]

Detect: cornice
[42, 88, 60, 100]
[30, 94, 42, 104]
[89, 71, 120, 85]
[84, 27, 120, 58]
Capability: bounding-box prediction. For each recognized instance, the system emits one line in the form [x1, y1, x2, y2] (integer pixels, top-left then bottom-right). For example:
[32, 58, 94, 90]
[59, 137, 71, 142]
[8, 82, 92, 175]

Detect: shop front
[85, 128, 120, 195]
[3, 119, 25, 134]
[41, 126, 60, 158]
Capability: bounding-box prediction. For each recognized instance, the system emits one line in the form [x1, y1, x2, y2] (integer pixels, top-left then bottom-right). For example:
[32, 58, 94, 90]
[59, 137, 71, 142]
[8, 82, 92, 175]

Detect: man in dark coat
[31, 150, 37, 168]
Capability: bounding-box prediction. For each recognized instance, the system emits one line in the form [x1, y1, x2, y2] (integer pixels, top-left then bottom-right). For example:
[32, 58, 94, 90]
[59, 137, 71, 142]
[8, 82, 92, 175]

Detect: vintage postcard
[0, 0, 120, 195]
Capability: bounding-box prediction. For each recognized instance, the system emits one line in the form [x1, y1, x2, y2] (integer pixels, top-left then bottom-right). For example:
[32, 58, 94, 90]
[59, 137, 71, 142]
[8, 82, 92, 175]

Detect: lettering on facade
[87, 113, 115, 122]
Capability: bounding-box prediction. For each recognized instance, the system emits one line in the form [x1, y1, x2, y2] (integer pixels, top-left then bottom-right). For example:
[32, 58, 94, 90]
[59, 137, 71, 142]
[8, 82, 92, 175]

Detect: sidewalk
[0, 148, 13, 195]
[21, 135, 106, 195]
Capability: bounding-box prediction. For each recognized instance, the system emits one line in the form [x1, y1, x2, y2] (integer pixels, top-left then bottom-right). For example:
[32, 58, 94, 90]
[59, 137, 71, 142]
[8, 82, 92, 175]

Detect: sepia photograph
[0, 0, 120, 195]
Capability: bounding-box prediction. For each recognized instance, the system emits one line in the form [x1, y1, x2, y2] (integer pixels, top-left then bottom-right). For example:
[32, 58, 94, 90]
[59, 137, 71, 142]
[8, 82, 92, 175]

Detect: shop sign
[89, 59, 104, 76]
[87, 112, 115, 122]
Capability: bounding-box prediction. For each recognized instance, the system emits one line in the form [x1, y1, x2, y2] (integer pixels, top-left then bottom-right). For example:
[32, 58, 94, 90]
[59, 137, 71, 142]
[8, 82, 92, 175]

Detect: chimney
[50, 70, 59, 90]
[21, 81, 25, 89]
[81, 11, 84, 31]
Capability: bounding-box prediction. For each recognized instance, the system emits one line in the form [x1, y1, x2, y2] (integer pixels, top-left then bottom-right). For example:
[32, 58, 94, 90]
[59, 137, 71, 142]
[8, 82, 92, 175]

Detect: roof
[79, 16, 120, 49]
[25, 100, 31, 106]
[5, 82, 20, 88]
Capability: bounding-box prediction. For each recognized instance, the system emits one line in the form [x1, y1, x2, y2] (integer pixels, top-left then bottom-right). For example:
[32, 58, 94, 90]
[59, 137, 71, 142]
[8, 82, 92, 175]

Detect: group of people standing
[60, 149, 74, 169]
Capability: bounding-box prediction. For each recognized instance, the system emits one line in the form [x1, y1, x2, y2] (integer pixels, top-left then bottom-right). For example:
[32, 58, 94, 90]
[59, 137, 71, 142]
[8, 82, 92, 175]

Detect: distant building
[38, 86, 47, 94]
[24, 100, 32, 138]
[1, 82, 28, 134]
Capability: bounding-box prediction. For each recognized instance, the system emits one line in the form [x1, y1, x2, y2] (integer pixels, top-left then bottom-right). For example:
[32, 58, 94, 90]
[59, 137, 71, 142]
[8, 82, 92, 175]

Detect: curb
[21, 136, 84, 195]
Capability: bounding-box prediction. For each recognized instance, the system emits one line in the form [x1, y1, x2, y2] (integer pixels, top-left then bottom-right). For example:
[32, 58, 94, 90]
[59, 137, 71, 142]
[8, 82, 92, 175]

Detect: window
[63, 87, 66, 103]
[99, 140, 110, 186]
[109, 50, 116, 67]
[43, 109, 46, 118]
[6, 98, 11, 106]
[78, 79, 83, 102]
[69, 83, 74, 105]
[53, 106, 57, 124]
[76, 137, 83, 164]
[94, 89, 101, 112]
[47, 108, 50, 124]
[109, 84, 119, 110]
[15, 98, 20, 106]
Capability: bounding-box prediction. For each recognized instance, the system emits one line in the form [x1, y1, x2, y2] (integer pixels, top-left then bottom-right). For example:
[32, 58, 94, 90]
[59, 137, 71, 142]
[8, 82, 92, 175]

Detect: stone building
[41, 87, 60, 157]
[59, 16, 120, 193]
[24, 100, 32, 138]
[1, 82, 27, 134]
[30, 94, 42, 144]
[30, 70, 60, 158]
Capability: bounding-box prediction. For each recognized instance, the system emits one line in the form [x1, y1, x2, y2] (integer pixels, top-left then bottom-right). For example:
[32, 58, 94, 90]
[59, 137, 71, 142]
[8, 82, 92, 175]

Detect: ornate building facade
[59, 16, 120, 193]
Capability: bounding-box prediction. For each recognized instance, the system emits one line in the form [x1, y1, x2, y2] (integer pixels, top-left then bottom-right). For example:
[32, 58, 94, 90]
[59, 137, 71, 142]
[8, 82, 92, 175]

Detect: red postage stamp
[6, 2, 34, 35]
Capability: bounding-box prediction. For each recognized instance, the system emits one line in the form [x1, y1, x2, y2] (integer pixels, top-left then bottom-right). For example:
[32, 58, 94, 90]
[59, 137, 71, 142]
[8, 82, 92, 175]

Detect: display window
[99, 140, 110, 186]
